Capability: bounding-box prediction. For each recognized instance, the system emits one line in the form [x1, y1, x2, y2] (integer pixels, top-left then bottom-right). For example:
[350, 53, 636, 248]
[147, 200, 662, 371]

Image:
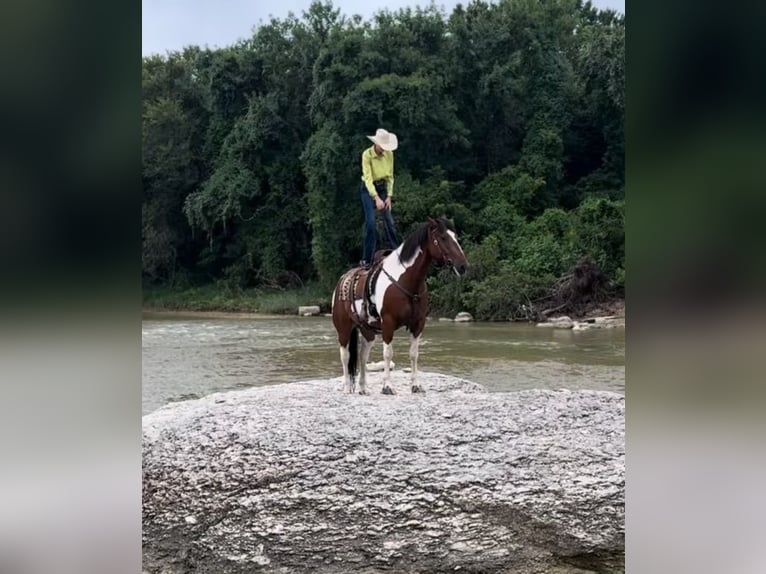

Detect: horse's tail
[348, 327, 359, 378]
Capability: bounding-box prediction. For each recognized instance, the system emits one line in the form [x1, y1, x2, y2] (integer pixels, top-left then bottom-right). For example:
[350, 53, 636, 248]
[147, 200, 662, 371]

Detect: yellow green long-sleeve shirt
[361, 145, 394, 198]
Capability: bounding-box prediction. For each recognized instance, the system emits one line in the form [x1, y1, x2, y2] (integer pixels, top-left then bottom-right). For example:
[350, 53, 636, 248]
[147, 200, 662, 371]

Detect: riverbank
[144, 284, 624, 322]
[143, 283, 331, 315]
[142, 309, 290, 320]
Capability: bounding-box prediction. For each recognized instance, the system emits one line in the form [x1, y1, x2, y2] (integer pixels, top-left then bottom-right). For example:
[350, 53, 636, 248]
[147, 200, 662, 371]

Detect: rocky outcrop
[572, 316, 625, 331]
[536, 316, 574, 329]
[537, 315, 625, 331]
[143, 372, 624, 574]
[454, 312, 474, 322]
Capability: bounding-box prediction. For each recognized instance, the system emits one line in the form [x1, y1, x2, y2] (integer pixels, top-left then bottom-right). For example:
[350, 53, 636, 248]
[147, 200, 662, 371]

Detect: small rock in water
[298, 305, 320, 316]
[454, 312, 473, 322]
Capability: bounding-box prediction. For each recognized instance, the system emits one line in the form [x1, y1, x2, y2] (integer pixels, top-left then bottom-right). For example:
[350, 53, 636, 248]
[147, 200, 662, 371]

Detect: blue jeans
[360, 181, 399, 264]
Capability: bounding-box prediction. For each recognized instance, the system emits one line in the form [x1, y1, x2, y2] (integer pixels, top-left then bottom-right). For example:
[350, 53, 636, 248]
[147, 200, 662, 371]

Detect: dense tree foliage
[142, 0, 624, 319]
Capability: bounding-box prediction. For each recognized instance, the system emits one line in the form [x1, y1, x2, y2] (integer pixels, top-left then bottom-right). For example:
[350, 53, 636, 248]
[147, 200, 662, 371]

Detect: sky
[142, 0, 625, 56]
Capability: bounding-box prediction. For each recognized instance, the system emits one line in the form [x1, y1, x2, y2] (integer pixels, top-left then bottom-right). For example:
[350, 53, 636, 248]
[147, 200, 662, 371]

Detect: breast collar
[380, 257, 420, 303]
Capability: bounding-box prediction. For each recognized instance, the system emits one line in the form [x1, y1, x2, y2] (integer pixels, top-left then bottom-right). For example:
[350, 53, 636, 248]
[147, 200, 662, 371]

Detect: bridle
[429, 227, 456, 270]
[381, 266, 420, 302]
[380, 226, 459, 303]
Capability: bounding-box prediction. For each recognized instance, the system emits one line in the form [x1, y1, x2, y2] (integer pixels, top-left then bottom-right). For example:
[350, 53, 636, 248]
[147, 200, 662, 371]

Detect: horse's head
[425, 217, 468, 276]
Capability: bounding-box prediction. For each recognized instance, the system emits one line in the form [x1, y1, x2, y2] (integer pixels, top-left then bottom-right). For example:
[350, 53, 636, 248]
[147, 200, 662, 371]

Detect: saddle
[338, 249, 392, 337]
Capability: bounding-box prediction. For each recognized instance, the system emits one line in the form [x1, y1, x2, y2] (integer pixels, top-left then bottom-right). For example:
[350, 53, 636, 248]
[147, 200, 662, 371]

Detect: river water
[142, 314, 624, 415]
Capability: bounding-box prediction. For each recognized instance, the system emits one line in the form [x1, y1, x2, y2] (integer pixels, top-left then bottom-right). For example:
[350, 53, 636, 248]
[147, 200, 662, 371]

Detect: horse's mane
[399, 217, 455, 262]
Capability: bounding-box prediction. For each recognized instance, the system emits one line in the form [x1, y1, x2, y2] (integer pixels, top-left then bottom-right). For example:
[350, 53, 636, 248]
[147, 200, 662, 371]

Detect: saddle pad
[338, 268, 369, 302]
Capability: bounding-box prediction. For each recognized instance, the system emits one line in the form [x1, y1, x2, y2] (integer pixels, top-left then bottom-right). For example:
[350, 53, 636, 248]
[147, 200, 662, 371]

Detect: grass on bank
[143, 283, 332, 315]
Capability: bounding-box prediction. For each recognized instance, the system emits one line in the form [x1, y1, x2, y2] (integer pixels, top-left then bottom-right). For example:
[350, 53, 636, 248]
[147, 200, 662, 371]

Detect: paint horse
[332, 217, 468, 395]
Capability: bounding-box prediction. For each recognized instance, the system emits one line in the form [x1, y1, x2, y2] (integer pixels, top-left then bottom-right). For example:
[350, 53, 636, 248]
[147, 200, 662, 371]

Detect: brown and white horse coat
[332, 217, 468, 395]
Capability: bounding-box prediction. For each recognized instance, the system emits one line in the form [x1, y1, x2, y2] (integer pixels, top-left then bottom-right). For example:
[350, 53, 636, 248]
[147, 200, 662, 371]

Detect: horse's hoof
[381, 386, 395, 395]
[358, 389, 369, 395]
[411, 385, 425, 394]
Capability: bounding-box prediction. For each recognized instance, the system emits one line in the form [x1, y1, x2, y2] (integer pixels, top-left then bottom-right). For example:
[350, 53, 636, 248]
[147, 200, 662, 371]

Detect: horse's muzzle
[454, 262, 468, 276]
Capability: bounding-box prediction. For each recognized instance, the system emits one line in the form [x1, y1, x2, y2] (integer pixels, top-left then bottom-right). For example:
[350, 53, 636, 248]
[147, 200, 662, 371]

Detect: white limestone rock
[143, 372, 624, 573]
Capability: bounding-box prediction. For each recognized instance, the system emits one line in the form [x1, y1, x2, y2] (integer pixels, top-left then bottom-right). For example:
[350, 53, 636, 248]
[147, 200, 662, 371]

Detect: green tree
[141, 0, 624, 318]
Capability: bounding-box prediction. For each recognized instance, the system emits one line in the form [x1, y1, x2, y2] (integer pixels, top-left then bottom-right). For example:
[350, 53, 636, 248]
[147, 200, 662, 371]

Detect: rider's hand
[384, 196, 392, 210]
[374, 196, 385, 210]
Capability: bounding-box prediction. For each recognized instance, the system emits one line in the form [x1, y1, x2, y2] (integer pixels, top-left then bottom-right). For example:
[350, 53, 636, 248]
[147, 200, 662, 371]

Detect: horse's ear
[427, 217, 436, 228]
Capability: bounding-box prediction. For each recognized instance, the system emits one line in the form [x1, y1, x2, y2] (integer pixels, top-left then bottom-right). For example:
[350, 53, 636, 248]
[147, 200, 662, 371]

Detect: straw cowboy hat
[367, 128, 398, 151]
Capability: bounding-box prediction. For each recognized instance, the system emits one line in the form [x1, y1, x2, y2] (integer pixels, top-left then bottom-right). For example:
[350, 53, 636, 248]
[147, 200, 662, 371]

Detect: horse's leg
[381, 319, 396, 395]
[336, 317, 356, 393]
[358, 334, 374, 395]
[381, 341, 395, 394]
[339, 344, 353, 393]
[409, 333, 424, 393]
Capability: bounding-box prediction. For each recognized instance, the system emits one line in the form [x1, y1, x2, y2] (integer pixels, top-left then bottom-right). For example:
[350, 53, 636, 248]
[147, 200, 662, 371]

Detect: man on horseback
[359, 128, 400, 269]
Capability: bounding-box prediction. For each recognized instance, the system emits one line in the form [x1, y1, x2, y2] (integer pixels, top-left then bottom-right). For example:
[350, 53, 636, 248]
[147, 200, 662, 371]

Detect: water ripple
[142, 317, 624, 414]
